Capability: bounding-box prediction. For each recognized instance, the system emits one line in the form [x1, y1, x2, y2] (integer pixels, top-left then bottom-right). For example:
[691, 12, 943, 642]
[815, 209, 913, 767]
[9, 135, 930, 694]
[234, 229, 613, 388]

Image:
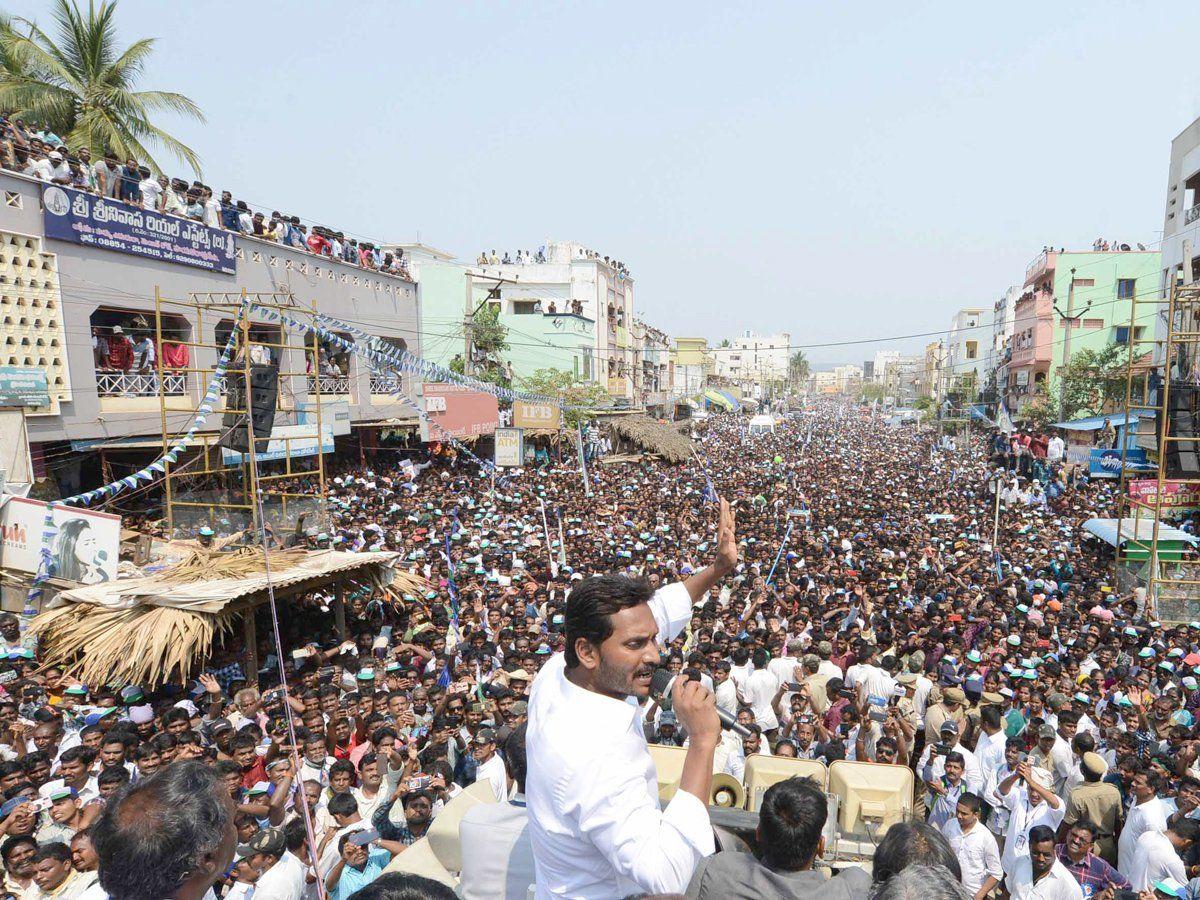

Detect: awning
[71, 435, 217, 452]
[704, 389, 736, 411]
[1052, 409, 1153, 431]
[681, 398, 699, 409]
[1082, 517, 1198, 548]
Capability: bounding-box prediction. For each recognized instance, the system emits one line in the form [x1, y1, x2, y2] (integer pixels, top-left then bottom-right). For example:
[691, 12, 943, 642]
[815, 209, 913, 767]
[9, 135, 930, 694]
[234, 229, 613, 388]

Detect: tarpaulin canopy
[704, 389, 737, 411]
[1052, 409, 1153, 431]
[1081, 518, 1197, 547]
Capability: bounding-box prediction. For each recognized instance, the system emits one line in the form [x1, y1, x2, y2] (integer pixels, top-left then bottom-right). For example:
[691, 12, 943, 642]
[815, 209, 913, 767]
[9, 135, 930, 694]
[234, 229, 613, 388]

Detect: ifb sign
[512, 401, 562, 430]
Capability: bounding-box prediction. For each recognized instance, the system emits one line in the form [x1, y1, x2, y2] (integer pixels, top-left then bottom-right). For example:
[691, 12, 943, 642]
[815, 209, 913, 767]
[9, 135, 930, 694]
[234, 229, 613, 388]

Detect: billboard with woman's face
[0, 498, 120, 584]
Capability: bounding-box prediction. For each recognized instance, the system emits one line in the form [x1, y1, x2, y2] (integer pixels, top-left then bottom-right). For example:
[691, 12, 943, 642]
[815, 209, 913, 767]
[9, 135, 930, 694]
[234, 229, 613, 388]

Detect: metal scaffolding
[1115, 279, 1200, 620]
[154, 289, 330, 541]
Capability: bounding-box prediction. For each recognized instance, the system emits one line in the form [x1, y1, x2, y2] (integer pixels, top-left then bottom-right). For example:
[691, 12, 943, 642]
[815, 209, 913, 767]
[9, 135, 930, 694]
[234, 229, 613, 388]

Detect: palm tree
[788, 350, 810, 389]
[0, 0, 205, 175]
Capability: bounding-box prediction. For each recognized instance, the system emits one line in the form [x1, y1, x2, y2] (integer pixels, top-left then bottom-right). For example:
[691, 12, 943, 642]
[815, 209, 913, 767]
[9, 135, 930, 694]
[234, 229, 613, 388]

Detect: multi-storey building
[1007, 247, 1159, 413]
[0, 170, 420, 492]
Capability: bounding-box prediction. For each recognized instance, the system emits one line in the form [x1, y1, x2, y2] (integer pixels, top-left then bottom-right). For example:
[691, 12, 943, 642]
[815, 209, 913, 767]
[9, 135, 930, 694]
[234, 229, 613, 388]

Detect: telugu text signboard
[0, 497, 120, 584]
[494, 428, 524, 467]
[42, 185, 237, 274]
[1128, 479, 1200, 511]
[0, 368, 48, 407]
[512, 401, 563, 430]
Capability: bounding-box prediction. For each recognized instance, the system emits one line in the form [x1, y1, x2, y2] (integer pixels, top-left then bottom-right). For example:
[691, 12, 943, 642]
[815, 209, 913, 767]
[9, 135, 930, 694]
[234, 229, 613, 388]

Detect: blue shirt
[331, 847, 390, 900]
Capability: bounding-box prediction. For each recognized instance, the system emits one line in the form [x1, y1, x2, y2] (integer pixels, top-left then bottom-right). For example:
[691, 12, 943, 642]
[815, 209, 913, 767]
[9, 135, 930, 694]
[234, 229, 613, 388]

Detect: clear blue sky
[10, 1, 1200, 365]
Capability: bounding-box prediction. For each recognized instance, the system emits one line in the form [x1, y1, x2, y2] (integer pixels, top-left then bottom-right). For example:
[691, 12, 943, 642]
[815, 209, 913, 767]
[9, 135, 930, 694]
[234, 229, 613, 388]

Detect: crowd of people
[0, 115, 411, 279]
[2, 402, 1199, 899]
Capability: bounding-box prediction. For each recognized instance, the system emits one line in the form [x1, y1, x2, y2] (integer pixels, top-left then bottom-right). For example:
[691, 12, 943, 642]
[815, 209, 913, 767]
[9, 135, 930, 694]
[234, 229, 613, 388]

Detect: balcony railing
[97, 370, 187, 397]
[370, 373, 405, 394]
[1186, 204, 1200, 226]
[307, 374, 350, 395]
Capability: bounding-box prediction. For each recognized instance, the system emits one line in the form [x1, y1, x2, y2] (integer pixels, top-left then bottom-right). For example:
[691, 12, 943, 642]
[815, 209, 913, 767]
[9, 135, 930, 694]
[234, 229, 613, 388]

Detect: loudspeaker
[709, 773, 746, 809]
[221, 364, 279, 453]
[1167, 383, 1200, 477]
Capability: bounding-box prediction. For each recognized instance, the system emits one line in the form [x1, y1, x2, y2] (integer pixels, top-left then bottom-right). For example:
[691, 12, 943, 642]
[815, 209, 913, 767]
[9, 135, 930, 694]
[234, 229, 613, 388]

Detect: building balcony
[1024, 249, 1056, 287]
[370, 373, 404, 395]
[96, 369, 187, 397]
[307, 374, 350, 395]
[1186, 204, 1200, 227]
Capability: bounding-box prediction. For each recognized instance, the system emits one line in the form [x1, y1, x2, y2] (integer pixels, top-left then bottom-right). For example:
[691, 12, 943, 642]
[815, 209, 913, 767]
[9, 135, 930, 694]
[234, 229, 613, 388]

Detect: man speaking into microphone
[526, 498, 737, 899]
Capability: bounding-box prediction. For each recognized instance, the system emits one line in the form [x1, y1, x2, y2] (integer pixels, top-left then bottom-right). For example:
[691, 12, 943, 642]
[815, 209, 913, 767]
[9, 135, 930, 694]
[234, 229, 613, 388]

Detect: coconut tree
[0, 0, 205, 175]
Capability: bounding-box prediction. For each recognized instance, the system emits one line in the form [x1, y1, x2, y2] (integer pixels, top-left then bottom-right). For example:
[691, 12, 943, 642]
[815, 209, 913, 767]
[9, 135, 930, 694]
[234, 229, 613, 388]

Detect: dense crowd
[4, 403, 1200, 900]
[0, 115, 410, 279]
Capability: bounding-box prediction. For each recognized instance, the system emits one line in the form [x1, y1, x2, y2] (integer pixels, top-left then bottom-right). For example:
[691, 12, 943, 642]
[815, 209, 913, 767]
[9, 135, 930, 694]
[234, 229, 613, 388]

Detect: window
[1115, 326, 1130, 345]
[1082, 318, 1104, 329]
[1074, 278, 1095, 287]
[1117, 278, 1135, 299]
[512, 300, 540, 315]
[965, 341, 978, 359]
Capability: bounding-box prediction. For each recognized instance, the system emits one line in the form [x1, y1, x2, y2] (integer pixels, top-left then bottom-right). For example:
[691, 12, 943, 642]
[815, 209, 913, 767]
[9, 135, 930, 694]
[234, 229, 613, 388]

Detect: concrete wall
[0, 171, 420, 444]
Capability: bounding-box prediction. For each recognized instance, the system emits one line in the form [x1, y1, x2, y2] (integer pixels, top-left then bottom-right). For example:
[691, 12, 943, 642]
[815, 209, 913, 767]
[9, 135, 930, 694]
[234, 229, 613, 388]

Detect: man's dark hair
[1069, 820, 1100, 839]
[58, 746, 92, 767]
[97, 766, 131, 789]
[92, 760, 233, 900]
[873, 864, 971, 900]
[956, 792, 982, 815]
[341, 871, 458, 900]
[32, 842, 71, 864]
[1028, 825, 1055, 848]
[284, 817, 308, 854]
[230, 733, 257, 752]
[161, 708, 191, 728]
[872, 821, 962, 884]
[327, 792, 358, 819]
[757, 776, 826, 871]
[980, 706, 1001, 729]
[503, 723, 528, 794]
[564, 576, 653, 668]
[0, 835, 35, 861]
[1171, 817, 1200, 844]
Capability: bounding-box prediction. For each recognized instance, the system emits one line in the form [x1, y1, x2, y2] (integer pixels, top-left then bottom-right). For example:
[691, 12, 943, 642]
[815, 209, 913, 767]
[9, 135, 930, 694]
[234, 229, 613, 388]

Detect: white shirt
[943, 819, 1003, 897]
[1048, 436, 1065, 461]
[913, 674, 935, 721]
[917, 742, 984, 795]
[766, 655, 801, 689]
[476, 751, 509, 802]
[974, 729, 1007, 786]
[817, 659, 843, 680]
[1009, 857, 1084, 900]
[744, 668, 780, 731]
[1119, 796, 1169, 876]
[254, 850, 307, 900]
[999, 787, 1066, 877]
[1128, 829, 1184, 891]
[714, 679, 739, 717]
[729, 661, 754, 696]
[526, 581, 714, 899]
[139, 178, 162, 210]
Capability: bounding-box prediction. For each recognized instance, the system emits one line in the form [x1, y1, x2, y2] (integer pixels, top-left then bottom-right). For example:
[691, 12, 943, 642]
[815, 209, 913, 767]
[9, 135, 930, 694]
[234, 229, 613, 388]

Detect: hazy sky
[10, 1, 1200, 365]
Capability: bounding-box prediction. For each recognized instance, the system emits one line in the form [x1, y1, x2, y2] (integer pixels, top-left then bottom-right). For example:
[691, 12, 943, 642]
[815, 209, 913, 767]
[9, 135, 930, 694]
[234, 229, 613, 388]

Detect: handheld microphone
[650, 668, 751, 738]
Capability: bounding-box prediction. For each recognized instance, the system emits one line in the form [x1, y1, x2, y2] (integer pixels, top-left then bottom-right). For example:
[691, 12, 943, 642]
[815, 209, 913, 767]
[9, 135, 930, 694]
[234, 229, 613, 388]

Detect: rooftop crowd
[1, 402, 1198, 900]
[0, 115, 411, 279]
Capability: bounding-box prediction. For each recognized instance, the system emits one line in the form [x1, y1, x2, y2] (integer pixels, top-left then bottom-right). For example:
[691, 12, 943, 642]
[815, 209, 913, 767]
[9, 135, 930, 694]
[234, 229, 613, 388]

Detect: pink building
[1007, 251, 1056, 410]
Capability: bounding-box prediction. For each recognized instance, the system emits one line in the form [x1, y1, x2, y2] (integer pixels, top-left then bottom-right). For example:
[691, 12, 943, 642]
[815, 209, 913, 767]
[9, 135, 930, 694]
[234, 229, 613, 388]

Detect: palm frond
[123, 89, 206, 123]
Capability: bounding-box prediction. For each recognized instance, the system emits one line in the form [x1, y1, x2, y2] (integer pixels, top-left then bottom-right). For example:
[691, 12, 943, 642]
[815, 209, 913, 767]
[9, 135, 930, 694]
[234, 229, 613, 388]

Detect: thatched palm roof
[607, 415, 694, 463]
[31, 548, 427, 688]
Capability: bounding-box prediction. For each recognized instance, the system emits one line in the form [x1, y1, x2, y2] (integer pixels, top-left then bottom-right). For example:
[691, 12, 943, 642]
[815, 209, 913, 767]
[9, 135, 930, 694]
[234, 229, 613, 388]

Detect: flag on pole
[996, 402, 1014, 435]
